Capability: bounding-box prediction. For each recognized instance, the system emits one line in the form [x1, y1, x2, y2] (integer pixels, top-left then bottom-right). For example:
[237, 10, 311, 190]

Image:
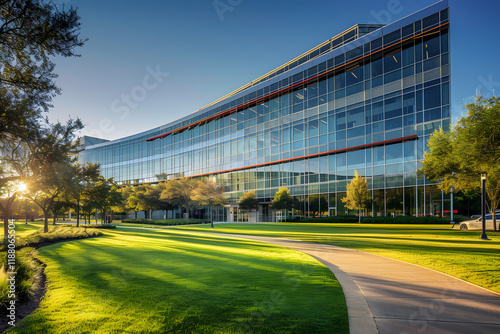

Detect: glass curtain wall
[82, 6, 451, 220]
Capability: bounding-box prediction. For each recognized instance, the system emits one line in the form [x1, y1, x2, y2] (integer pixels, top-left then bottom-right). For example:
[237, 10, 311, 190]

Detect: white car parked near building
[459, 213, 500, 230]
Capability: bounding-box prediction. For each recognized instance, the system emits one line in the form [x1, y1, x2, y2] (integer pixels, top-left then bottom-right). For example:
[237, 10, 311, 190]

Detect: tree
[0, 1, 86, 234]
[62, 163, 101, 227]
[191, 180, 227, 223]
[80, 176, 118, 224]
[341, 171, 371, 222]
[160, 178, 197, 219]
[238, 191, 259, 222]
[422, 96, 500, 230]
[0, 0, 86, 114]
[191, 180, 226, 206]
[125, 184, 172, 220]
[104, 185, 122, 222]
[114, 186, 137, 219]
[270, 187, 296, 221]
[0, 134, 29, 239]
[239, 191, 259, 213]
[23, 119, 83, 232]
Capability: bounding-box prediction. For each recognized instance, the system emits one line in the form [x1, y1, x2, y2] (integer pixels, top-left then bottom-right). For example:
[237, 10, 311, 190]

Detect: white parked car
[459, 213, 500, 231]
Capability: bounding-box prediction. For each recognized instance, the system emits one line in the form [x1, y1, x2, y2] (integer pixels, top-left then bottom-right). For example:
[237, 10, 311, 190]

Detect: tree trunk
[43, 209, 49, 233]
[358, 209, 361, 223]
[76, 198, 80, 227]
[52, 208, 57, 225]
[1, 195, 16, 241]
[3, 216, 9, 242]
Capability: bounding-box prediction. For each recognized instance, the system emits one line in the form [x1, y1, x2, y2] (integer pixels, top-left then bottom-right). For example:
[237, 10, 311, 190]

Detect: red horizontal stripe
[183, 135, 418, 179]
[145, 23, 448, 142]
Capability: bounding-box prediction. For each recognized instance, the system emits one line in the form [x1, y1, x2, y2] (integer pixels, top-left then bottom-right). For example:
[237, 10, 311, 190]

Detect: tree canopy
[421, 96, 500, 230]
[341, 171, 371, 222]
[191, 180, 226, 207]
[238, 191, 259, 212]
[160, 178, 198, 219]
[0, 0, 86, 112]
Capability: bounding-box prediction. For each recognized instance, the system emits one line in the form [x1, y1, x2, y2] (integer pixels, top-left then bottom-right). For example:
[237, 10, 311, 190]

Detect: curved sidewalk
[216, 233, 500, 334]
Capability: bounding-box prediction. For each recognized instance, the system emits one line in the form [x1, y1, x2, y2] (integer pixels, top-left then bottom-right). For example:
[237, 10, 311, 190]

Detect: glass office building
[80, 1, 451, 221]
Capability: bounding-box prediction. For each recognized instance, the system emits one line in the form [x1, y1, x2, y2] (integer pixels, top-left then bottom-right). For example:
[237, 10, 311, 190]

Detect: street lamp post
[450, 186, 455, 226]
[480, 173, 489, 240]
[209, 196, 214, 228]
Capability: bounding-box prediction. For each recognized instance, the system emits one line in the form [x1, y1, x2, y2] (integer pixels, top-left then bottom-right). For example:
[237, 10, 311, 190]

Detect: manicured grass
[173, 223, 500, 293]
[10, 228, 347, 333]
[7, 221, 45, 237]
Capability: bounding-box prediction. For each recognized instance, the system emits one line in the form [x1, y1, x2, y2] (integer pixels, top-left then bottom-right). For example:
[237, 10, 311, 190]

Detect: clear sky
[49, 0, 500, 141]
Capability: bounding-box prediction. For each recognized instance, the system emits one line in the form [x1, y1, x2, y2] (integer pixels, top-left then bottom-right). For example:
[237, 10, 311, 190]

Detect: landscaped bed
[122, 218, 210, 226]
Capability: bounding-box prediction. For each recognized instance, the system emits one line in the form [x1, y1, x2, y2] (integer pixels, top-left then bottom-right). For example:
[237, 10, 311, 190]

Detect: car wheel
[460, 224, 468, 231]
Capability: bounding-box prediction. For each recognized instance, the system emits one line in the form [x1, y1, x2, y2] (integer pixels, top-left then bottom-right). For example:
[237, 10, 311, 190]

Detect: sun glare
[17, 182, 27, 192]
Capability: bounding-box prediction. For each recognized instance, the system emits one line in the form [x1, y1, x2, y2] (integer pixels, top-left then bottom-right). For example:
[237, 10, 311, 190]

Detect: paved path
[213, 233, 500, 334]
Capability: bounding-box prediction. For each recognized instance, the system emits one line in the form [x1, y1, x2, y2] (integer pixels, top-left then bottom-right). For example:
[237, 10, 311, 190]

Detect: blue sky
[49, 0, 500, 140]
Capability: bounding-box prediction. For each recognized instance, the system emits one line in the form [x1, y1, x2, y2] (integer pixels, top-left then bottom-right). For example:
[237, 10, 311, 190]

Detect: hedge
[361, 215, 467, 224]
[59, 224, 116, 229]
[122, 219, 210, 226]
[286, 216, 359, 224]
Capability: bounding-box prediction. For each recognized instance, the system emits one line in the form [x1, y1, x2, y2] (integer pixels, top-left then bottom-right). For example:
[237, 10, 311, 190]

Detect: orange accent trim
[146, 23, 448, 142]
[180, 135, 418, 179]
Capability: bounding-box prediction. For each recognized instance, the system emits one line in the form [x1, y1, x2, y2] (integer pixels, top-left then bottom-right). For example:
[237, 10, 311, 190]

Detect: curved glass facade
[81, 1, 451, 221]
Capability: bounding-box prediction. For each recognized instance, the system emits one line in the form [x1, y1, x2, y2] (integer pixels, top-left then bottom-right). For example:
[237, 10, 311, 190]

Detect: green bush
[0, 247, 39, 305]
[285, 216, 359, 223]
[5, 226, 103, 249]
[122, 219, 210, 226]
[361, 216, 454, 224]
[59, 224, 116, 229]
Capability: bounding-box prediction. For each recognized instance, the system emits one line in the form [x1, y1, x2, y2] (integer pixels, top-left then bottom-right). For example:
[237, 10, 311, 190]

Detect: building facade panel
[81, 1, 451, 221]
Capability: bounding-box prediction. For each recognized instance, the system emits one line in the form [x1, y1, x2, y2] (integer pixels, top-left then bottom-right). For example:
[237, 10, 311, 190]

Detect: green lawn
[10, 227, 347, 333]
[9, 221, 46, 237]
[172, 223, 500, 293]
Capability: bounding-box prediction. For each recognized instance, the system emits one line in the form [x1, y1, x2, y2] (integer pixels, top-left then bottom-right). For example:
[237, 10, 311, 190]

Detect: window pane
[424, 85, 441, 109]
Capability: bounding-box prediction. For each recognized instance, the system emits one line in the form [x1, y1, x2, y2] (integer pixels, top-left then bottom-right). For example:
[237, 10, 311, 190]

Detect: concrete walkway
[215, 233, 500, 334]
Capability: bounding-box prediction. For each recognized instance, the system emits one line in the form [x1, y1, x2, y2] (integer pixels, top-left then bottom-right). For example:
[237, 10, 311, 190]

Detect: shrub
[2, 226, 103, 250]
[361, 216, 453, 224]
[0, 247, 39, 305]
[122, 219, 210, 226]
[58, 224, 116, 229]
[285, 216, 359, 224]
